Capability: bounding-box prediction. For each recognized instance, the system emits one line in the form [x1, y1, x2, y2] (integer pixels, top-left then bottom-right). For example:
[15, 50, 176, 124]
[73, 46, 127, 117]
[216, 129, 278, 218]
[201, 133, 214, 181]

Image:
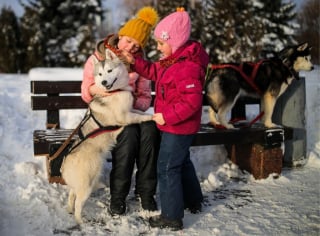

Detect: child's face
[156, 38, 172, 58]
[118, 36, 140, 54]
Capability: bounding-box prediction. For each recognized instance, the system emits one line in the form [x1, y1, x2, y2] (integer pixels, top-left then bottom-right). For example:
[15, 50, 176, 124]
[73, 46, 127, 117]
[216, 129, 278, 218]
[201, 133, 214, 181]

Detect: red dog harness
[210, 60, 268, 95]
[209, 60, 270, 128]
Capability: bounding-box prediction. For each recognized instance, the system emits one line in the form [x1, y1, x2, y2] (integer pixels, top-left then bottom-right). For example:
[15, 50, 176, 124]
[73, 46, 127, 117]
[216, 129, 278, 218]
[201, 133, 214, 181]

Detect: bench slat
[31, 96, 87, 110]
[31, 81, 82, 94]
[33, 125, 293, 155]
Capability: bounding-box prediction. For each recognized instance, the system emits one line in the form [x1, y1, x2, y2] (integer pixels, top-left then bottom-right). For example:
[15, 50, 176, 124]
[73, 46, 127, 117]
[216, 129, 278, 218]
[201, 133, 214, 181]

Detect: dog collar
[108, 89, 121, 93]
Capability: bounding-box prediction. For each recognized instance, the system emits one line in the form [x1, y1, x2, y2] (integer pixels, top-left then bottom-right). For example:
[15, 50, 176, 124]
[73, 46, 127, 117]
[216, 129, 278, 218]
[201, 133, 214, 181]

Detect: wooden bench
[31, 80, 294, 183]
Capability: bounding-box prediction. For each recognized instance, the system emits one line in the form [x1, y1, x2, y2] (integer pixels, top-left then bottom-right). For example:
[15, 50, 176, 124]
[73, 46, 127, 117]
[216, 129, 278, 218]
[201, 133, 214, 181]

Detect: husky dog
[205, 42, 313, 129]
[60, 49, 153, 224]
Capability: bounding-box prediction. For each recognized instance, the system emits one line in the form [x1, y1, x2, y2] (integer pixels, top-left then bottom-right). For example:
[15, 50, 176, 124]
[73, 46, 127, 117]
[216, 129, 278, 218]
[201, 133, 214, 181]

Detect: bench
[31, 80, 294, 183]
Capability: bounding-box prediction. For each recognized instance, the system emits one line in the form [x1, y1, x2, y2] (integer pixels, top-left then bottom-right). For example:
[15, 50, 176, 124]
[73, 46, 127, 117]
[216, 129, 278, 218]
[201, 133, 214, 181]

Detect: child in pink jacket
[123, 8, 209, 230]
[81, 7, 160, 216]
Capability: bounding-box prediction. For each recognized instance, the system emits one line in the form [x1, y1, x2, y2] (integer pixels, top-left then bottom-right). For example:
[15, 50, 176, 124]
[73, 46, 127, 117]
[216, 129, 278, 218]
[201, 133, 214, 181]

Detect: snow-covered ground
[0, 67, 319, 236]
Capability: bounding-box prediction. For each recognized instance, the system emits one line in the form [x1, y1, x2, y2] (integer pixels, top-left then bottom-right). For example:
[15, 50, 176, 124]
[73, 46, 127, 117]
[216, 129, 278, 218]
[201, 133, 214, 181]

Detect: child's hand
[153, 113, 165, 125]
[120, 50, 135, 64]
[89, 84, 112, 97]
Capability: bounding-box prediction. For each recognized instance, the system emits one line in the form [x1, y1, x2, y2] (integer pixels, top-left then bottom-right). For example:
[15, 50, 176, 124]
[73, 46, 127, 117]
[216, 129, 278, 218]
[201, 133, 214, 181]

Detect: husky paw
[213, 124, 227, 129]
[224, 123, 235, 129]
[75, 216, 84, 224]
[143, 115, 153, 121]
[264, 122, 280, 128]
[67, 205, 74, 214]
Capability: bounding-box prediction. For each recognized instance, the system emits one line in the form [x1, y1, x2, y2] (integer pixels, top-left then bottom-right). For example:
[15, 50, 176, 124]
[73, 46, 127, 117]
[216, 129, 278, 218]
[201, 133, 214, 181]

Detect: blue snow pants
[157, 131, 203, 220]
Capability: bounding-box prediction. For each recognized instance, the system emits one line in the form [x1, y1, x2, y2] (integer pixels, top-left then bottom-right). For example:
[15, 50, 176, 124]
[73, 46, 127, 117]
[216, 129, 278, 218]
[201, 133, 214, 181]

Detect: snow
[0, 67, 319, 236]
[29, 67, 83, 81]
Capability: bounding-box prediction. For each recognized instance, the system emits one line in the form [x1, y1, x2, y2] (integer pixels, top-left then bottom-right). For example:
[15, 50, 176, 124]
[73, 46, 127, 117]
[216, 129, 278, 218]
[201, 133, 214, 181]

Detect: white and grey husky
[60, 49, 152, 224]
[205, 42, 314, 129]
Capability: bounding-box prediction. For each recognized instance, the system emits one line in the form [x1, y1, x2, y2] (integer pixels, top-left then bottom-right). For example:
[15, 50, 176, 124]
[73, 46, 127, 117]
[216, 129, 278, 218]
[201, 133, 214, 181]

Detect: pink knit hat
[154, 7, 191, 53]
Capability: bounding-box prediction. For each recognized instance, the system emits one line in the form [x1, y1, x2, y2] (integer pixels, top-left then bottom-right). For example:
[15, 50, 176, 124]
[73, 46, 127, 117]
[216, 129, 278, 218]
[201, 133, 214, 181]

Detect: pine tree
[200, 0, 220, 63]
[20, 0, 103, 69]
[189, 0, 204, 45]
[156, 0, 189, 18]
[0, 7, 20, 73]
[259, 0, 298, 58]
[296, 0, 319, 64]
[201, 0, 266, 63]
[200, 0, 298, 63]
[19, 2, 44, 72]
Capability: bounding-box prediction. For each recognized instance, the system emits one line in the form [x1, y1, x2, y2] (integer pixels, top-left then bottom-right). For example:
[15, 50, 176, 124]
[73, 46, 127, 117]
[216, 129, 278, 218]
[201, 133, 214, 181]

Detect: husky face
[281, 42, 314, 72]
[294, 55, 313, 72]
[93, 49, 130, 92]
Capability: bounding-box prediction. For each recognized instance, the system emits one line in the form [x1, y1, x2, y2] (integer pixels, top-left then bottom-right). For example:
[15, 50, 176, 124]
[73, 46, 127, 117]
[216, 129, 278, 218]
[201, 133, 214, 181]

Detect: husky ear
[105, 48, 119, 61]
[92, 55, 99, 64]
[297, 42, 308, 51]
[283, 48, 295, 58]
[92, 56, 100, 75]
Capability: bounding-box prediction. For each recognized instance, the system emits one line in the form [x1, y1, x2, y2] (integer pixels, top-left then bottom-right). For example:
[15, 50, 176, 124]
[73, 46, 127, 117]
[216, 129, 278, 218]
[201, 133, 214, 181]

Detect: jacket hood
[160, 40, 209, 71]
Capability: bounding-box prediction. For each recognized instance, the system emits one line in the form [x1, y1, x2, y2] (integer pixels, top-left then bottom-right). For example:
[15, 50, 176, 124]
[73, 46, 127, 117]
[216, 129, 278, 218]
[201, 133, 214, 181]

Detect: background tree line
[0, 0, 318, 73]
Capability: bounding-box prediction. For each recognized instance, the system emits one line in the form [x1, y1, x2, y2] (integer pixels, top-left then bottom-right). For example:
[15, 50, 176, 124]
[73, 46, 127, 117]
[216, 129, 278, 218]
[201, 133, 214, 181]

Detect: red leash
[248, 111, 264, 127]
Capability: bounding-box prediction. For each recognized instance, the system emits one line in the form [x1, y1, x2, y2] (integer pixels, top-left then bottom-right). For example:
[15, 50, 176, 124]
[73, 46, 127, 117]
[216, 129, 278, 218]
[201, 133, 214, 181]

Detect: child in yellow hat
[81, 6, 160, 216]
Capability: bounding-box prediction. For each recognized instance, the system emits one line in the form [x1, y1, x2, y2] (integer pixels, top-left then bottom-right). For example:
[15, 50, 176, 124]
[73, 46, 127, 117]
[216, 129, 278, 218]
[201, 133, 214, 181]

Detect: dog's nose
[101, 80, 108, 86]
[311, 66, 314, 70]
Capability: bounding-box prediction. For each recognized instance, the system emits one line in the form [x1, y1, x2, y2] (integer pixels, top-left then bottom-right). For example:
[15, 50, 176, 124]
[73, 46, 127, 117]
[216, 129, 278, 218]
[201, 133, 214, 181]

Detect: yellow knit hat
[118, 6, 159, 48]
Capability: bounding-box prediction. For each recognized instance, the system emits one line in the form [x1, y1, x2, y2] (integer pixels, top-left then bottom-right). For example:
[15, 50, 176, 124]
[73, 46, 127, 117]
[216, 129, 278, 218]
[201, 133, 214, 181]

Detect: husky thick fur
[205, 42, 314, 129]
[60, 49, 152, 224]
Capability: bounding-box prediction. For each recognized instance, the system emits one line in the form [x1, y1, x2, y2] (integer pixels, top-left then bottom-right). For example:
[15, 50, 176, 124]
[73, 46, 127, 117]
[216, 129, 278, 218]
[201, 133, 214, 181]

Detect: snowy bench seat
[30, 80, 293, 183]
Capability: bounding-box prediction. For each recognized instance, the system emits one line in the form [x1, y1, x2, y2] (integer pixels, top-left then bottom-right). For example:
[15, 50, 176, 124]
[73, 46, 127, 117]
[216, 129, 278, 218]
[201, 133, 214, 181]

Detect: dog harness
[208, 60, 271, 129]
[78, 108, 121, 140]
[48, 107, 122, 162]
[209, 60, 269, 95]
[64, 107, 121, 155]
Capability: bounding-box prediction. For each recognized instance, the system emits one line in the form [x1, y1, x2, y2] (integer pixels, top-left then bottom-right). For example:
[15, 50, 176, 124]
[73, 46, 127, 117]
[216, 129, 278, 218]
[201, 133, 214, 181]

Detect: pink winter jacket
[132, 40, 209, 135]
[81, 38, 152, 112]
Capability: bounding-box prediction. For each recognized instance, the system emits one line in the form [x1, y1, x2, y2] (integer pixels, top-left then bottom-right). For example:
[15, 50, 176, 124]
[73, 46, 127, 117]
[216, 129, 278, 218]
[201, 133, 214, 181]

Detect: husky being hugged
[205, 42, 313, 129]
[61, 49, 153, 224]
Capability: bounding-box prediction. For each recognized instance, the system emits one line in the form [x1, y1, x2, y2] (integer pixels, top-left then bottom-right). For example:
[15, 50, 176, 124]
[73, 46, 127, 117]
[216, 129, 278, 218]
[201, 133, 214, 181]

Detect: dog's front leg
[125, 112, 153, 124]
[208, 107, 220, 126]
[131, 108, 151, 115]
[217, 104, 235, 129]
[261, 92, 277, 128]
[74, 187, 92, 224]
[67, 189, 76, 214]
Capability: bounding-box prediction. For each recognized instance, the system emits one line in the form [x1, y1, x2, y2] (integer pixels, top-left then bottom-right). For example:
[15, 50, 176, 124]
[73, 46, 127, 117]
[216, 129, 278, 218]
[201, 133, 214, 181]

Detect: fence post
[272, 77, 307, 167]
